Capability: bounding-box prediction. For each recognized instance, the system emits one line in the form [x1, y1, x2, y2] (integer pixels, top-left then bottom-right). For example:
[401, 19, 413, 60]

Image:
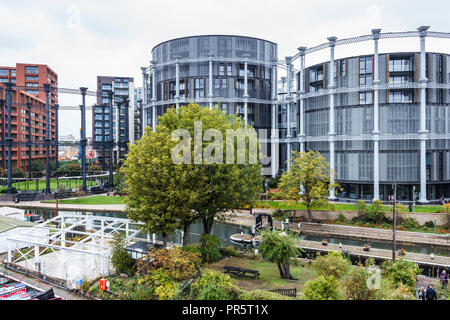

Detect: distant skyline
[1, 0, 449, 137]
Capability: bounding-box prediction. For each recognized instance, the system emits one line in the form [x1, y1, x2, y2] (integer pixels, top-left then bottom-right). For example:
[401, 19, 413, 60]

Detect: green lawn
[254, 200, 445, 213]
[0, 178, 97, 192]
[209, 256, 317, 296]
[42, 195, 124, 205]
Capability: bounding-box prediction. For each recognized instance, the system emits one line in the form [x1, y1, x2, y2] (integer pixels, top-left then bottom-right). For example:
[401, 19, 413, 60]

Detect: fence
[267, 288, 297, 297]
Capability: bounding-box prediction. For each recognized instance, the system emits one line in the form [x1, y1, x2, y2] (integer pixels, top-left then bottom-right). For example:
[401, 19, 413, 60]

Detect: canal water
[25, 209, 450, 257]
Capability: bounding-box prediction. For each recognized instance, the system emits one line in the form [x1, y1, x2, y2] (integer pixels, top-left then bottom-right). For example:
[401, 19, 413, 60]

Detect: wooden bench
[223, 266, 260, 279]
[89, 186, 104, 194]
[17, 192, 37, 201]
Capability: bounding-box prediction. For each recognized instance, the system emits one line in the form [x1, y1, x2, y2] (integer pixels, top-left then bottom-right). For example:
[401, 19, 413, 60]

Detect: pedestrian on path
[440, 270, 448, 289]
[425, 284, 437, 300]
[418, 287, 426, 300]
[408, 203, 412, 213]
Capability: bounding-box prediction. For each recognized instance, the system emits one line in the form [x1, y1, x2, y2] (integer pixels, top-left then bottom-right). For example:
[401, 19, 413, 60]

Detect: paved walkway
[297, 239, 450, 266]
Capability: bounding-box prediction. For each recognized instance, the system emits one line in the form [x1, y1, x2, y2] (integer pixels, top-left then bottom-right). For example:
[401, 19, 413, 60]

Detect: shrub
[111, 233, 134, 275]
[302, 275, 341, 300]
[381, 259, 420, 294]
[403, 217, 419, 229]
[381, 284, 416, 300]
[355, 200, 368, 215]
[271, 208, 288, 220]
[344, 266, 379, 300]
[424, 221, 435, 228]
[312, 251, 350, 279]
[367, 200, 386, 224]
[444, 203, 450, 214]
[137, 247, 201, 281]
[336, 213, 347, 223]
[198, 284, 232, 300]
[190, 269, 236, 299]
[238, 289, 285, 300]
[200, 234, 222, 263]
[221, 246, 242, 257]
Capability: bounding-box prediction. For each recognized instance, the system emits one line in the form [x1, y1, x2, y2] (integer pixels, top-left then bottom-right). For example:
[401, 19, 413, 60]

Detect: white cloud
[0, 0, 448, 137]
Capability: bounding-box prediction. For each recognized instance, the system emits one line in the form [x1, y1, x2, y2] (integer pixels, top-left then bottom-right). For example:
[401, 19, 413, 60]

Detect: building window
[227, 64, 232, 76]
[340, 60, 346, 77]
[26, 66, 39, 74]
[26, 76, 38, 81]
[219, 64, 225, 76]
[389, 91, 412, 103]
[359, 91, 372, 104]
[194, 78, 204, 98]
[221, 78, 227, 89]
[389, 58, 411, 72]
[0, 69, 8, 76]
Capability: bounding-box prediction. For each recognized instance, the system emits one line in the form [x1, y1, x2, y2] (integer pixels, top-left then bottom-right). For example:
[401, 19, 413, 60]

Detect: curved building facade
[288, 28, 450, 202]
[144, 35, 277, 133]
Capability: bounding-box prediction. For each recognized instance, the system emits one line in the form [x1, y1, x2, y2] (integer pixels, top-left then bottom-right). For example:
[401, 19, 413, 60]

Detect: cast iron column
[124, 98, 130, 156]
[27, 103, 32, 178]
[55, 103, 59, 173]
[5, 83, 13, 194]
[107, 91, 114, 187]
[372, 29, 381, 201]
[0, 93, 5, 170]
[327, 36, 337, 200]
[44, 84, 51, 194]
[80, 87, 87, 191]
[297, 47, 306, 153]
[418, 26, 430, 203]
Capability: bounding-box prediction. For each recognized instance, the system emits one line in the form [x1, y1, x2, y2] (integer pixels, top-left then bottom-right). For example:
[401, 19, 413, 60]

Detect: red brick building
[0, 63, 58, 172]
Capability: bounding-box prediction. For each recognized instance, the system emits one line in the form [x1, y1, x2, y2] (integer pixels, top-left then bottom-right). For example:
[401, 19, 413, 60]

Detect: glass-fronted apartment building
[140, 28, 450, 202]
[93, 76, 134, 167]
[141, 35, 278, 173]
[295, 51, 450, 201]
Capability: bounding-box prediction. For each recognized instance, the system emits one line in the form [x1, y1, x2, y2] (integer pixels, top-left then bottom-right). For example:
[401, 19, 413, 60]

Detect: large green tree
[122, 103, 262, 244]
[278, 151, 339, 222]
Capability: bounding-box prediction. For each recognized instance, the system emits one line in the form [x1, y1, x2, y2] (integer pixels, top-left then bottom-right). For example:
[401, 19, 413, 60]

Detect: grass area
[254, 200, 446, 213]
[42, 195, 124, 205]
[0, 178, 97, 192]
[209, 256, 317, 296]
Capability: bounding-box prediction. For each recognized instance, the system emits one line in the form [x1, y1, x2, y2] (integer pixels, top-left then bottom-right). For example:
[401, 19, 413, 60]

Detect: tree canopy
[122, 103, 263, 244]
[279, 151, 339, 221]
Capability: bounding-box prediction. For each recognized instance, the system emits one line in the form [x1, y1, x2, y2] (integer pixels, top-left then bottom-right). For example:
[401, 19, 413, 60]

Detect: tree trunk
[307, 208, 312, 222]
[202, 217, 214, 235]
[182, 222, 190, 247]
[162, 233, 168, 248]
[277, 262, 286, 279]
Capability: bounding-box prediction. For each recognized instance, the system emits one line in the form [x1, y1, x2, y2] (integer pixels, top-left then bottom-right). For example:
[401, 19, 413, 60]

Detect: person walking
[408, 203, 413, 213]
[418, 287, 426, 300]
[440, 270, 448, 289]
[425, 284, 437, 300]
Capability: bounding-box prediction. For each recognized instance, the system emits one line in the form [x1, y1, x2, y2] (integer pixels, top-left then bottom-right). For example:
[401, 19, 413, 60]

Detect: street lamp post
[392, 183, 397, 261]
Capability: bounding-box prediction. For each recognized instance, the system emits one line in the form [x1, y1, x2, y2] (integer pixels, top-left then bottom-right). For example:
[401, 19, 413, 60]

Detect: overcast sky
[1, 0, 449, 137]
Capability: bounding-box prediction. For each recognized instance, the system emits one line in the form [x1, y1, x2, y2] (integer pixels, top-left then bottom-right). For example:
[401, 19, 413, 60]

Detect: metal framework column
[124, 98, 130, 155]
[327, 37, 337, 200]
[80, 88, 87, 191]
[0, 93, 5, 170]
[151, 61, 157, 132]
[208, 54, 213, 110]
[418, 26, 430, 203]
[55, 103, 59, 173]
[44, 84, 51, 194]
[5, 83, 13, 194]
[297, 47, 306, 153]
[372, 29, 381, 201]
[141, 67, 147, 105]
[243, 54, 249, 126]
[286, 56, 293, 169]
[271, 60, 278, 178]
[107, 91, 114, 187]
[101, 103, 106, 171]
[175, 56, 180, 110]
[27, 103, 32, 178]
[117, 101, 122, 159]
